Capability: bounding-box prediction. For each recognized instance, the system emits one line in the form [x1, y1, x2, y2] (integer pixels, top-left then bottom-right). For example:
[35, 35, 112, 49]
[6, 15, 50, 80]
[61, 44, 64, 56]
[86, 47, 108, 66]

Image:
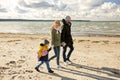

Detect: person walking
[35, 39, 54, 73]
[49, 20, 62, 68]
[61, 16, 74, 65]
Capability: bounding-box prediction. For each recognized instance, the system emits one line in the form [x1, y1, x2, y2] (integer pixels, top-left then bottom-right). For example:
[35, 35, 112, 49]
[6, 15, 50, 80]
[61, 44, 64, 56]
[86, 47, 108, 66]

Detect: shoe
[48, 70, 54, 73]
[64, 62, 68, 65]
[35, 67, 40, 72]
[57, 65, 62, 68]
[66, 60, 71, 65]
[68, 60, 72, 63]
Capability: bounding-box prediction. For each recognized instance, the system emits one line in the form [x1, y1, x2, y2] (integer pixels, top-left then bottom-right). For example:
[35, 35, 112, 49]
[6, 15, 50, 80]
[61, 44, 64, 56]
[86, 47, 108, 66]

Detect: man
[61, 16, 74, 64]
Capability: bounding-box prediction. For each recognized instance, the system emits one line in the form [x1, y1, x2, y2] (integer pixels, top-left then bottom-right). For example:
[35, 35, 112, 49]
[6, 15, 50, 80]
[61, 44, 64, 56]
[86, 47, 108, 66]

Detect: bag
[41, 50, 48, 56]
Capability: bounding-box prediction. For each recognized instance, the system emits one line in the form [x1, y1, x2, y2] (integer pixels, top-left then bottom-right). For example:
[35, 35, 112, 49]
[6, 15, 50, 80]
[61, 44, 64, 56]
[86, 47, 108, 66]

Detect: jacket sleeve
[61, 25, 66, 42]
[51, 29, 55, 45]
[47, 47, 52, 52]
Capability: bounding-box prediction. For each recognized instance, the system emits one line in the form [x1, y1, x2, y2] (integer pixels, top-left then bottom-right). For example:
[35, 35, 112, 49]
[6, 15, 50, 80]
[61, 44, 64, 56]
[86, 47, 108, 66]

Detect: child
[35, 39, 54, 73]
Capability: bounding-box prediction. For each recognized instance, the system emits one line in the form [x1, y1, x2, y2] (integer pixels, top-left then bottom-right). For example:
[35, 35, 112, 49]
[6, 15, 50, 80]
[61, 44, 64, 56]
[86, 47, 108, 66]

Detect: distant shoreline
[0, 19, 120, 22]
[0, 19, 90, 22]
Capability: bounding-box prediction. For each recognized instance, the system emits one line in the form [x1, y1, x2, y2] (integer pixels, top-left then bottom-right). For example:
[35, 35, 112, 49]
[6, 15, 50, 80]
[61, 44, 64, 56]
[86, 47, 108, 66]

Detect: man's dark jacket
[61, 19, 73, 46]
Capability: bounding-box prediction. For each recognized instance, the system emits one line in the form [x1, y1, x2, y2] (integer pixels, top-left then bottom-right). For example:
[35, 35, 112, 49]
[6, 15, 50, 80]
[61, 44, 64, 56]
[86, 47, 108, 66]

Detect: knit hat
[65, 16, 71, 20]
[44, 39, 49, 44]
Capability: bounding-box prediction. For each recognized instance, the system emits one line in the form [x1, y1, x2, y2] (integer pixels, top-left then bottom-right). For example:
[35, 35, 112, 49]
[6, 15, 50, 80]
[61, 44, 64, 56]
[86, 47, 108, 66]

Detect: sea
[0, 21, 120, 36]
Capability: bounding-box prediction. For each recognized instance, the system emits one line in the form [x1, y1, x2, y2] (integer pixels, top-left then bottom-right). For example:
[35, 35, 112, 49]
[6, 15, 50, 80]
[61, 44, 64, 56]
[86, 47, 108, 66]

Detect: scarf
[54, 27, 61, 34]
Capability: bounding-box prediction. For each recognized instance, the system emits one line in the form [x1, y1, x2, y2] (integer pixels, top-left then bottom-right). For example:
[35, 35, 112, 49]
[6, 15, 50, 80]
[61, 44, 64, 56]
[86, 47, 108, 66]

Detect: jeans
[63, 45, 74, 62]
[37, 61, 51, 71]
[49, 46, 60, 65]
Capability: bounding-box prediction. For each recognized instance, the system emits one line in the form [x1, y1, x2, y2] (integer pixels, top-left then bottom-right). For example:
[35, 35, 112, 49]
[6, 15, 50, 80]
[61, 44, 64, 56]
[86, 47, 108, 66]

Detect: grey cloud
[0, 8, 7, 12]
[53, 0, 67, 10]
[30, 1, 54, 8]
[15, 6, 28, 13]
[19, 0, 31, 7]
[19, 0, 67, 11]
[19, 0, 53, 8]
[0, 5, 7, 12]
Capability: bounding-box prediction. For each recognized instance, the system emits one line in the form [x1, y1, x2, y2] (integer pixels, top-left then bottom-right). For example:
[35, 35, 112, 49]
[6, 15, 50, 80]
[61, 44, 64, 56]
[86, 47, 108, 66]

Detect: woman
[49, 20, 61, 68]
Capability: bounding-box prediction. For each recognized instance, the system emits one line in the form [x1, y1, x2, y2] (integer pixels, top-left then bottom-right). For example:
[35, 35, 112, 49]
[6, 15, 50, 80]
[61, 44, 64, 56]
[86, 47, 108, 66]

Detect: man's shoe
[68, 60, 72, 62]
[64, 62, 68, 65]
[66, 60, 71, 64]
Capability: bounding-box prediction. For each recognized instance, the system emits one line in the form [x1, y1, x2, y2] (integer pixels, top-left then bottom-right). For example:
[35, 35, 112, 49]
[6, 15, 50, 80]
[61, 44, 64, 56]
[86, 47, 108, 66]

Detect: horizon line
[0, 19, 120, 22]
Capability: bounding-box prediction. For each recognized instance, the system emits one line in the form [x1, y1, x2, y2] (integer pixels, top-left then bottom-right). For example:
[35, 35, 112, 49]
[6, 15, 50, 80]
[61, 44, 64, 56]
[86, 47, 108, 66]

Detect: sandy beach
[0, 33, 120, 80]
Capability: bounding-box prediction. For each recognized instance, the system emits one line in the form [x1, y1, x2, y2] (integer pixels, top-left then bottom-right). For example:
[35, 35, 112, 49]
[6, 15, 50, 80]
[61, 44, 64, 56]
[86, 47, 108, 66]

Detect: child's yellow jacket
[37, 44, 48, 58]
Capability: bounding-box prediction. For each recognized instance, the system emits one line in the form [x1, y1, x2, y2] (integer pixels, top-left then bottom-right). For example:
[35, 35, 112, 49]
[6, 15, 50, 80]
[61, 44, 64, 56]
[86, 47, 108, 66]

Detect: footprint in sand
[7, 70, 18, 75]
[102, 40, 109, 44]
[91, 41, 100, 43]
[6, 60, 23, 68]
[114, 41, 120, 44]
[0, 66, 10, 70]
[15, 43, 20, 44]
[25, 70, 33, 73]
[6, 61, 17, 68]
[28, 76, 32, 79]
[20, 56, 26, 59]
[18, 70, 25, 74]
[7, 40, 21, 43]
[78, 40, 90, 43]
[9, 61, 16, 64]
[0, 66, 10, 73]
[10, 75, 17, 80]
[17, 60, 25, 64]
[18, 76, 25, 80]
[2, 55, 6, 57]
[78, 40, 85, 43]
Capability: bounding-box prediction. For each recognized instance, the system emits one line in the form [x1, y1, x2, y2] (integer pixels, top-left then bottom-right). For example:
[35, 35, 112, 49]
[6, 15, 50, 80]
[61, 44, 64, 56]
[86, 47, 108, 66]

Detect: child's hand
[42, 53, 47, 56]
[48, 47, 52, 52]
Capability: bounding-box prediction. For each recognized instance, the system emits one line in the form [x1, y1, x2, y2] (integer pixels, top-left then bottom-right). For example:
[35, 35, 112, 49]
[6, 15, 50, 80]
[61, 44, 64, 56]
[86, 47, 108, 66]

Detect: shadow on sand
[70, 62, 120, 78]
[39, 71, 76, 80]
[36, 62, 120, 80]
[53, 67, 115, 80]
[101, 67, 120, 76]
[52, 62, 119, 80]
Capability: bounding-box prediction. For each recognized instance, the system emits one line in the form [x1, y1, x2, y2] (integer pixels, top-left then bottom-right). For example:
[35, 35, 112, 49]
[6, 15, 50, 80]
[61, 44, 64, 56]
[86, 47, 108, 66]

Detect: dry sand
[0, 33, 120, 80]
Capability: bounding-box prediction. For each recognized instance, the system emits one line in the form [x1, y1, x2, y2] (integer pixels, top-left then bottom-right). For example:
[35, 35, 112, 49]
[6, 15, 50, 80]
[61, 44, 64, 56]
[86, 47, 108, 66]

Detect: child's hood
[40, 43, 44, 46]
[39, 43, 48, 50]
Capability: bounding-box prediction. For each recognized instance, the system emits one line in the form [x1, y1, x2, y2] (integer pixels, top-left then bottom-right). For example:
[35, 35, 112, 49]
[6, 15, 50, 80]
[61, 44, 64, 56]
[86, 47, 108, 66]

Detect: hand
[48, 47, 52, 52]
[49, 47, 52, 51]
[61, 42, 66, 47]
[42, 53, 47, 56]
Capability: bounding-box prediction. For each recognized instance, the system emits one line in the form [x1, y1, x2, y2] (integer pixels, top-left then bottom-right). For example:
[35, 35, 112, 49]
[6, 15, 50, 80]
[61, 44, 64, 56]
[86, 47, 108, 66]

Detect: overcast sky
[0, 0, 120, 21]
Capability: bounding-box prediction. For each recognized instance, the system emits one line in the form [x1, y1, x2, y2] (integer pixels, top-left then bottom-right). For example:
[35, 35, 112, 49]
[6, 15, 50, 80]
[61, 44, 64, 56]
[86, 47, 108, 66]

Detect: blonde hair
[51, 20, 61, 31]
